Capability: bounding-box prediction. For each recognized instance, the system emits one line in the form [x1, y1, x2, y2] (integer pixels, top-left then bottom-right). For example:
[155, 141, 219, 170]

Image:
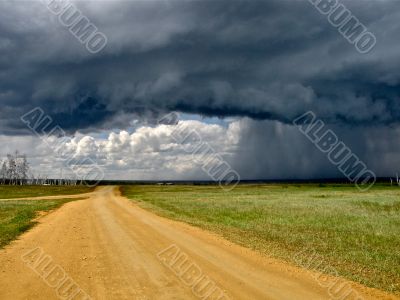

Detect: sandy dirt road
[0, 192, 94, 201]
[0, 186, 396, 300]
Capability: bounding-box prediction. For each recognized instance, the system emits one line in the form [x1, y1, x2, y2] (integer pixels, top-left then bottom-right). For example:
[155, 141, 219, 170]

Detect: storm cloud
[0, 0, 400, 134]
[1, 0, 400, 180]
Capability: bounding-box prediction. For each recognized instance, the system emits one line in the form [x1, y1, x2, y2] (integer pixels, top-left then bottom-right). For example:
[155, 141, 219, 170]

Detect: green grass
[0, 185, 94, 199]
[0, 185, 92, 248]
[0, 197, 85, 248]
[121, 184, 400, 294]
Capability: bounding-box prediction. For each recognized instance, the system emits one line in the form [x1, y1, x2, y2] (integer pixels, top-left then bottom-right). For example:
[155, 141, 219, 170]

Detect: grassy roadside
[0, 197, 85, 248]
[121, 184, 400, 294]
[0, 186, 94, 199]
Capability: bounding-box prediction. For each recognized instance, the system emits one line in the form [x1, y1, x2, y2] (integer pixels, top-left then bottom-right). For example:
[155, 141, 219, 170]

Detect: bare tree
[0, 151, 30, 185]
[6, 153, 16, 185]
[18, 154, 29, 185]
[0, 160, 6, 184]
[0, 151, 86, 186]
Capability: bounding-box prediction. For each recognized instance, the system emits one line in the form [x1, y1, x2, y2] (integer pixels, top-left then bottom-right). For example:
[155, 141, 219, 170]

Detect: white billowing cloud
[2, 117, 400, 181]
[77, 119, 242, 180]
[0, 119, 241, 180]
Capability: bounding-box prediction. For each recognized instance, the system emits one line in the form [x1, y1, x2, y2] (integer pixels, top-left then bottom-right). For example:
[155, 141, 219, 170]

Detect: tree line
[0, 151, 79, 185]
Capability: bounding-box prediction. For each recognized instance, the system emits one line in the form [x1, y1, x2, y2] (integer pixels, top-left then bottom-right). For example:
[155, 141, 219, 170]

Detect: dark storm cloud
[0, 0, 399, 134]
[229, 118, 400, 180]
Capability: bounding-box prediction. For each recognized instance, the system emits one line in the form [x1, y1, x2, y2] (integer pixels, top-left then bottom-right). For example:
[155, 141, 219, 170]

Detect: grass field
[0, 185, 93, 248]
[122, 184, 400, 294]
[0, 185, 94, 199]
[0, 197, 85, 248]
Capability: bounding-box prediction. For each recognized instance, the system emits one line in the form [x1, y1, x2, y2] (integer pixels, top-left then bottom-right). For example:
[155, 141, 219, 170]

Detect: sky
[0, 0, 400, 181]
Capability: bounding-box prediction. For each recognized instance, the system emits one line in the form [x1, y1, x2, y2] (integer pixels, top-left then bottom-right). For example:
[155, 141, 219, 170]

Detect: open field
[0, 186, 395, 300]
[0, 185, 94, 199]
[0, 185, 93, 248]
[0, 197, 85, 248]
[122, 184, 400, 294]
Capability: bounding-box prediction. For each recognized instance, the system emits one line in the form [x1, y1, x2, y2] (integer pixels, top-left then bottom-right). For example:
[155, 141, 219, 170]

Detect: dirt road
[0, 192, 94, 201]
[0, 186, 396, 299]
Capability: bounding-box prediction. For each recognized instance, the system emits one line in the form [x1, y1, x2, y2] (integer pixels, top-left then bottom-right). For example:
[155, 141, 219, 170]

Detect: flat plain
[0, 186, 93, 248]
[0, 184, 398, 299]
[122, 184, 400, 294]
